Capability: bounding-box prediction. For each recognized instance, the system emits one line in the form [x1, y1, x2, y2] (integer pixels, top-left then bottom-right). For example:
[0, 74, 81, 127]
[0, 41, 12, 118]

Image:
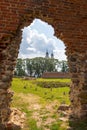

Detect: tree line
[14, 57, 69, 77]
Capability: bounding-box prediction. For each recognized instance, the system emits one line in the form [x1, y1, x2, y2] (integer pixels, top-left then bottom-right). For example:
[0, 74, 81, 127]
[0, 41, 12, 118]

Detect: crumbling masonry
[0, 0, 87, 126]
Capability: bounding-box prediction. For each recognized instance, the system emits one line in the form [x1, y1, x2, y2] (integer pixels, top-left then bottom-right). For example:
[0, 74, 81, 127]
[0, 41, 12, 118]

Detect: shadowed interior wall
[0, 0, 87, 126]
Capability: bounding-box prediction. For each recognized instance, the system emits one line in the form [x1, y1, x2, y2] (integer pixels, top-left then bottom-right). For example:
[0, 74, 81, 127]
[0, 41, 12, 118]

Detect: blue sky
[18, 19, 67, 61]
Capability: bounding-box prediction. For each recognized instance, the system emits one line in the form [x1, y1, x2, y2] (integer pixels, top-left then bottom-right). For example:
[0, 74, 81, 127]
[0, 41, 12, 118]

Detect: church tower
[45, 50, 49, 58]
[51, 52, 54, 59]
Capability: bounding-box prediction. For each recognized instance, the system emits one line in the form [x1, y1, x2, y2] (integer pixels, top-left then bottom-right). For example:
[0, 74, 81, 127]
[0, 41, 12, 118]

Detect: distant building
[42, 72, 70, 79]
[45, 50, 54, 59]
[45, 50, 49, 58]
[44, 51, 69, 78]
[51, 52, 54, 59]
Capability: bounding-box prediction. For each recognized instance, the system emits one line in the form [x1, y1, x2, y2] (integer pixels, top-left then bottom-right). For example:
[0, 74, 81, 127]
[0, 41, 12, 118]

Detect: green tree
[15, 57, 61, 77]
[15, 58, 26, 76]
[44, 58, 58, 72]
[32, 57, 45, 77]
[60, 61, 69, 72]
[26, 58, 33, 76]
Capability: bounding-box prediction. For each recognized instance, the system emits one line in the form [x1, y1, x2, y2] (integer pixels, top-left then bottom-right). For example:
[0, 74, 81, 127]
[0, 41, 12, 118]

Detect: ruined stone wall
[0, 0, 87, 127]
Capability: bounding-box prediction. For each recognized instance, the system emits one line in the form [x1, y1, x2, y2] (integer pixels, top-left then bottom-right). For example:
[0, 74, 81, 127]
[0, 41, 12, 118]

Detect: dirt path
[17, 93, 59, 130]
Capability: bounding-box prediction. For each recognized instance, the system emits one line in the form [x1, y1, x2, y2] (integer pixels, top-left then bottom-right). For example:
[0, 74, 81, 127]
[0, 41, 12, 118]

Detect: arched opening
[19, 19, 67, 61]
[17, 19, 68, 76]
[12, 19, 70, 129]
[0, 1, 87, 129]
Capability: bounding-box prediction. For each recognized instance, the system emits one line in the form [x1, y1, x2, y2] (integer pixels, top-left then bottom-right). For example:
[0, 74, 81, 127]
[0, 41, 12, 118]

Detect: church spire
[51, 52, 54, 59]
[45, 50, 49, 58]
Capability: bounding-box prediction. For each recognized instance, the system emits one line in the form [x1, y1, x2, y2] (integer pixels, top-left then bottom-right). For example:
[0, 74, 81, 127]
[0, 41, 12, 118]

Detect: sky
[18, 19, 67, 61]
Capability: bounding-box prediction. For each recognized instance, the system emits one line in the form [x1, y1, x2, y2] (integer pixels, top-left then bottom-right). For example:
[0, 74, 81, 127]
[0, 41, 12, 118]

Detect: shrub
[35, 81, 70, 88]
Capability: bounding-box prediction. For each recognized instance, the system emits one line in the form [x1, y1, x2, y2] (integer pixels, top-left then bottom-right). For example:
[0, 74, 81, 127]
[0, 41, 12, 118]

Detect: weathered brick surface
[0, 0, 87, 127]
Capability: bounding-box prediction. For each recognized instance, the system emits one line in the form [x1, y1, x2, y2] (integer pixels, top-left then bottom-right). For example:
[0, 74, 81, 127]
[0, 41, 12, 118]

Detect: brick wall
[42, 72, 70, 79]
[0, 0, 87, 127]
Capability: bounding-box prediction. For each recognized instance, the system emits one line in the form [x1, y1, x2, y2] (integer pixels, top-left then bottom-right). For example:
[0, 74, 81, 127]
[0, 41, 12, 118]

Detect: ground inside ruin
[10, 93, 71, 130]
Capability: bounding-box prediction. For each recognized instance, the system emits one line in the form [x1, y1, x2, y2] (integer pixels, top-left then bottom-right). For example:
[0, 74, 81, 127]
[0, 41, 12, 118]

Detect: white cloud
[54, 49, 67, 61]
[27, 47, 36, 52]
[18, 19, 67, 60]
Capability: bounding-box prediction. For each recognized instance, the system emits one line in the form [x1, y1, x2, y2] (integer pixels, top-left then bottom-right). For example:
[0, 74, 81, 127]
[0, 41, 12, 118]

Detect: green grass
[36, 78, 71, 82]
[26, 118, 44, 130]
[11, 78, 87, 130]
[11, 78, 70, 104]
[50, 121, 66, 130]
[11, 78, 70, 130]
